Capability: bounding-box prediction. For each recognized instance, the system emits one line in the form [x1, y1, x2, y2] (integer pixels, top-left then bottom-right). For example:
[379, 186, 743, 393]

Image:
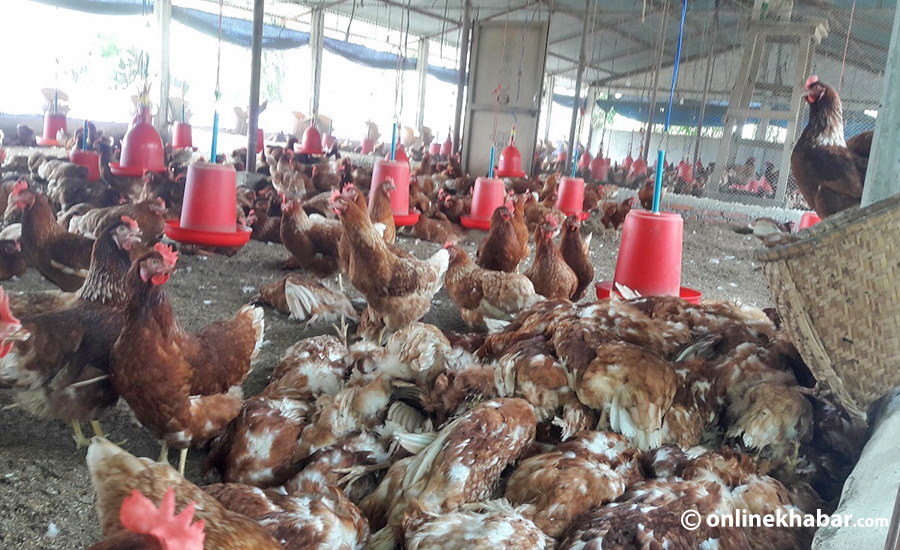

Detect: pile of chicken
[80, 292, 862, 550]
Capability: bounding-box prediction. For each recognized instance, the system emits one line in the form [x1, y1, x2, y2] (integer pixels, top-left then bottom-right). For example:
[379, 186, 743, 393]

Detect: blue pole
[489, 145, 495, 178]
[652, 149, 665, 213]
[390, 123, 397, 161]
[211, 112, 219, 162]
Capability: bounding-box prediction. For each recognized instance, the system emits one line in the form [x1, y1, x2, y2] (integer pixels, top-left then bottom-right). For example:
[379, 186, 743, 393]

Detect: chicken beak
[5, 325, 30, 343]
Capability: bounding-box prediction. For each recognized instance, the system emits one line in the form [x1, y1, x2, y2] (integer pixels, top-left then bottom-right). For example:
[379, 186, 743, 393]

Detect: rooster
[110, 244, 265, 474]
[331, 194, 448, 338]
[791, 76, 871, 217]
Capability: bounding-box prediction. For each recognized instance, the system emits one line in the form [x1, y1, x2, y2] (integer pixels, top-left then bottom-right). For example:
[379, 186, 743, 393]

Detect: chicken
[494, 337, 576, 423]
[10, 180, 94, 291]
[68, 197, 167, 244]
[86, 438, 283, 549]
[331, 194, 448, 335]
[403, 500, 553, 550]
[574, 342, 677, 450]
[475, 206, 523, 273]
[368, 179, 396, 244]
[360, 398, 537, 547]
[638, 178, 662, 210]
[410, 213, 466, 244]
[510, 194, 530, 260]
[504, 431, 637, 537]
[247, 200, 282, 244]
[444, 245, 543, 331]
[110, 244, 265, 473]
[87, 488, 205, 550]
[0, 217, 142, 447]
[726, 382, 813, 465]
[524, 218, 577, 300]
[599, 196, 635, 229]
[559, 214, 593, 300]
[0, 238, 25, 280]
[254, 273, 357, 325]
[280, 196, 343, 275]
[791, 76, 870, 217]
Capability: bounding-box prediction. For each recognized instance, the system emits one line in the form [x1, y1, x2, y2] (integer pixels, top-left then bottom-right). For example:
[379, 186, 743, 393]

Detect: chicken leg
[178, 448, 188, 476]
[71, 421, 90, 449]
[90, 420, 105, 438]
[158, 440, 169, 464]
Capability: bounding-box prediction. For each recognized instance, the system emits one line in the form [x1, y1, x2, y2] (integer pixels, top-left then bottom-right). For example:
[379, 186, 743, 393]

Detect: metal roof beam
[592, 42, 744, 86]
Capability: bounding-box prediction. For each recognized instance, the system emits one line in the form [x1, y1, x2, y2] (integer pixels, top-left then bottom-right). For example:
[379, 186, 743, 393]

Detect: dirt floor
[0, 217, 773, 549]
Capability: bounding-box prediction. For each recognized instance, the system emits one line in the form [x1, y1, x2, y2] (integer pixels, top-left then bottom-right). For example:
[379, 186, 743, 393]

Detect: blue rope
[664, 0, 688, 131]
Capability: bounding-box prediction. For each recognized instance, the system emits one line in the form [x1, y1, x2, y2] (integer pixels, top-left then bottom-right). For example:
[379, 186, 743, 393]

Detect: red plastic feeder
[595, 280, 701, 304]
[495, 137, 527, 179]
[172, 121, 193, 149]
[386, 144, 409, 164]
[798, 212, 820, 230]
[323, 134, 336, 149]
[69, 149, 100, 181]
[362, 138, 375, 155]
[622, 154, 634, 173]
[460, 177, 504, 230]
[590, 156, 609, 182]
[371, 159, 418, 227]
[578, 151, 592, 171]
[613, 210, 684, 297]
[36, 113, 67, 147]
[557, 149, 567, 163]
[256, 128, 265, 153]
[110, 112, 166, 177]
[555, 176, 585, 217]
[296, 126, 325, 155]
[429, 142, 441, 155]
[164, 162, 251, 247]
[440, 136, 453, 157]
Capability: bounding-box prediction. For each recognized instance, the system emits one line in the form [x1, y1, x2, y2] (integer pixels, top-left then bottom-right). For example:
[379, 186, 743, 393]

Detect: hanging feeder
[164, 162, 251, 247]
[460, 177, 505, 230]
[371, 159, 418, 226]
[111, 106, 166, 176]
[590, 155, 609, 182]
[296, 125, 325, 155]
[386, 143, 409, 164]
[172, 121, 194, 150]
[495, 136, 527, 178]
[555, 176, 587, 219]
[36, 112, 67, 147]
[440, 135, 452, 158]
[429, 141, 441, 156]
[595, 280, 701, 303]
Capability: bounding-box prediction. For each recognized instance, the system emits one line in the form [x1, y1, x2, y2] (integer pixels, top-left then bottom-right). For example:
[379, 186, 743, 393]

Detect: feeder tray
[394, 211, 420, 227]
[109, 163, 148, 177]
[595, 281, 701, 304]
[460, 215, 492, 231]
[164, 220, 251, 247]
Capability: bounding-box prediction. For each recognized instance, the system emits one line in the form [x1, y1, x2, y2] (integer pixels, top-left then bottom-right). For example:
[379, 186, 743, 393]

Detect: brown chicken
[110, 244, 265, 473]
[246, 196, 282, 244]
[444, 245, 543, 330]
[281, 196, 343, 275]
[510, 194, 530, 261]
[638, 179, 663, 211]
[368, 179, 397, 244]
[475, 206, 523, 273]
[254, 273, 356, 325]
[559, 214, 593, 300]
[599, 196, 635, 229]
[524, 218, 577, 300]
[0, 238, 26, 280]
[791, 76, 870, 217]
[11, 180, 94, 291]
[0, 217, 142, 447]
[331, 194, 448, 336]
[87, 438, 283, 550]
[410, 213, 466, 244]
[68, 197, 167, 244]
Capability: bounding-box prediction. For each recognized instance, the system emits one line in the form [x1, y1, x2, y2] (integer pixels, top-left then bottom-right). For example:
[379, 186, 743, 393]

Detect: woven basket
[756, 193, 900, 421]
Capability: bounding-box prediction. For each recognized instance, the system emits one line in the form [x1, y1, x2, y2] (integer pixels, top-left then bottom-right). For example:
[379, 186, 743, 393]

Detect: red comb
[121, 216, 139, 230]
[12, 180, 28, 196]
[443, 241, 454, 249]
[330, 189, 341, 201]
[806, 75, 819, 88]
[545, 214, 558, 228]
[0, 287, 20, 326]
[120, 489, 205, 550]
[154, 243, 178, 268]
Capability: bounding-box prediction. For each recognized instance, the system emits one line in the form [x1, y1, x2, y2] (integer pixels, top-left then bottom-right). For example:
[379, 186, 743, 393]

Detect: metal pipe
[154, 0, 172, 140]
[415, 38, 429, 131]
[694, 41, 716, 164]
[246, 0, 264, 172]
[566, 0, 591, 175]
[310, 8, 325, 118]
[643, 6, 669, 163]
[452, 0, 471, 156]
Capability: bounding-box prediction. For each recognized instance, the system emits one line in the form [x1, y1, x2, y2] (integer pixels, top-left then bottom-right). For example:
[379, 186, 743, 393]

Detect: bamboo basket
[756, 193, 900, 421]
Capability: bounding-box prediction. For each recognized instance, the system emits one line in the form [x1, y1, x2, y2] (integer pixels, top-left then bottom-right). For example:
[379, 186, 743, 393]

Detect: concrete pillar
[154, 0, 172, 139]
[861, 0, 900, 206]
[415, 38, 429, 131]
[310, 8, 325, 118]
[452, 0, 472, 156]
[566, 0, 591, 175]
[246, 0, 264, 172]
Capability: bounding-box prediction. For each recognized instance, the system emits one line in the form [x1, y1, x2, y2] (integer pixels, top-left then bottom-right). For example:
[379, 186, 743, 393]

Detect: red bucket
[555, 177, 585, 217]
[37, 113, 67, 147]
[799, 212, 820, 230]
[371, 159, 411, 216]
[180, 162, 238, 232]
[69, 150, 100, 181]
[257, 128, 265, 153]
[469, 177, 505, 221]
[590, 156, 609, 182]
[613, 210, 683, 297]
[429, 142, 441, 155]
[440, 136, 453, 157]
[362, 138, 375, 155]
[387, 144, 409, 164]
[172, 121, 193, 149]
